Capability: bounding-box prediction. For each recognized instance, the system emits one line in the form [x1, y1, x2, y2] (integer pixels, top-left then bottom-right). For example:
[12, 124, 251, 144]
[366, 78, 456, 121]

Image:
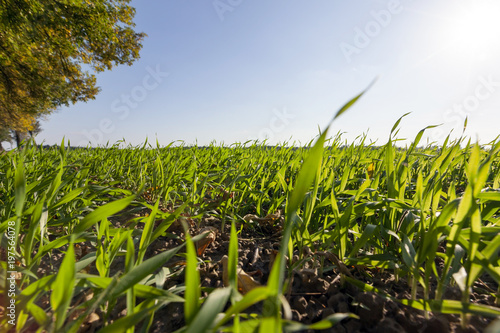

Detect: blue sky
[19, 0, 500, 148]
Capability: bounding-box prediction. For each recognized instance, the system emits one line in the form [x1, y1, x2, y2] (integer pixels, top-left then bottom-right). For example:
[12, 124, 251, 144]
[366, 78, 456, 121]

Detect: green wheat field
[2, 95, 500, 332]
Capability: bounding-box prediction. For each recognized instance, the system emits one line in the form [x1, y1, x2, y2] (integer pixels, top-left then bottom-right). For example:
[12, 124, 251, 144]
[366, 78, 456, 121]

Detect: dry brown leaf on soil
[165, 227, 217, 267]
[220, 190, 235, 201]
[220, 255, 261, 294]
[68, 291, 100, 333]
[315, 251, 354, 278]
[196, 227, 217, 256]
[78, 312, 100, 333]
[263, 211, 281, 223]
[75, 244, 92, 273]
[268, 249, 280, 272]
[243, 210, 281, 226]
[167, 260, 187, 268]
[243, 214, 259, 223]
[236, 269, 261, 294]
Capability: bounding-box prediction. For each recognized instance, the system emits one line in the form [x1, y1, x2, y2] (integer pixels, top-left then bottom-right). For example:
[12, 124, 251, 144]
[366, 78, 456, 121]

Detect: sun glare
[439, 1, 500, 58]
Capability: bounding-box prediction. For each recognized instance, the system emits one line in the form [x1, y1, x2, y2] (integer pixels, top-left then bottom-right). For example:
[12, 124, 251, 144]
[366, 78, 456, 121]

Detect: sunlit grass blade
[63, 275, 120, 333]
[184, 232, 201, 325]
[50, 186, 85, 210]
[73, 195, 136, 233]
[264, 83, 374, 330]
[82, 274, 186, 299]
[258, 316, 280, 333]
[110, 234, 206, 298]
[126, 236, 136, 333]
[332, 78, 377, 121]
[213, 287, 272, 330]
[348, 224, 377, 258]
[228, 221, 239, 295]
[98, 300, 163, 333]
[185, 287, 232, 333]
[14, 157, 26, 216]
[150, 202, 189, 241]
[346, 276, 500, 317]
[13, 157, 26, 252]
[51, 243, 75, 330]
[137, 198, 160, 264]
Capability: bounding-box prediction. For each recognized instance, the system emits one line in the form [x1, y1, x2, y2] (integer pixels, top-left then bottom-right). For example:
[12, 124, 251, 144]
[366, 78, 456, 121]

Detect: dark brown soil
[5, 209, 498, 333]
[146, 214, 498, 333]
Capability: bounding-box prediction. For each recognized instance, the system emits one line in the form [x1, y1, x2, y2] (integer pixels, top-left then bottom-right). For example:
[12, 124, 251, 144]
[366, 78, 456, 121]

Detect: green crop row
[1, 90, 500, 332]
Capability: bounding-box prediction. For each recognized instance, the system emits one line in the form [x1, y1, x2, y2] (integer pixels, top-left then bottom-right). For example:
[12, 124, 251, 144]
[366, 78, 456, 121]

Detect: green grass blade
[14, 158, 26, 216]
[468, 205, 481, 266]
[50, 186, 85, 210]
[184, 232, 201, 325]
[390, 112, 411, 136]
[99, 300, 162, 333]
[137, 198, 160, 264]
[186, 288, 232, 333]
[348, 224, 377, 258]
[228, 221, 239, 292]
[332, 78, 377, 121]
[51, 243, 75, 330]
[126, 236, 136, 333]
[399, 299, 500, 318]
[82, 274, 185, 300]
[73, 195, 136, 233]
[110, 235, 204, 298]
[258, 316, 281, 333]
[401, 235, 417, 270]
[13, 158, 26, 252]
[213, 287, 271, 330]
[283, 313, 358, 332]
[266, 83, 374, 325]
[151, 202, 189, 241]
[345, 276, 500, 317]
[286, 131, 328, 220]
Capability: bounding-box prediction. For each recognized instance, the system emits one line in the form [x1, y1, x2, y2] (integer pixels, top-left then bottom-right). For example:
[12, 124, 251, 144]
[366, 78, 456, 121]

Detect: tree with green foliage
[0, 0, 146, 144]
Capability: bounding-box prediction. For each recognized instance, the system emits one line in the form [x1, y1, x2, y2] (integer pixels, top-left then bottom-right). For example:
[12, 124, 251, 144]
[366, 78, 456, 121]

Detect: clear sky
[15, 0, 500, 148]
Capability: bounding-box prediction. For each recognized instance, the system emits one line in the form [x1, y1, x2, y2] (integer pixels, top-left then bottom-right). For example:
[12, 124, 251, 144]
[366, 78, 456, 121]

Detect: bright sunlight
[438, 0, 500, 62]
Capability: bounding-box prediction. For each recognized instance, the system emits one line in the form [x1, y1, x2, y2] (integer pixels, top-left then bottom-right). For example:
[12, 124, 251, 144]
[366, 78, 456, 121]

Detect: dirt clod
[423, 316, 450, 333]
[375, 317, 405, 333]
[356, 292, 385, 326]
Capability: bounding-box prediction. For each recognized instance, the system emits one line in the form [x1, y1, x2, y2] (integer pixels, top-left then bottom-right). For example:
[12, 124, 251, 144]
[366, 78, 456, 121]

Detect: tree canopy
[0, 0, 146, 139]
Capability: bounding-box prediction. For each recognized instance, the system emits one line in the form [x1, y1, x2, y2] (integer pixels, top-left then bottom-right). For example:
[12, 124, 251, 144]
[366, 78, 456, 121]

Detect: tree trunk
[28, 130, 36, 146]
[15, 130, 25, 148]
